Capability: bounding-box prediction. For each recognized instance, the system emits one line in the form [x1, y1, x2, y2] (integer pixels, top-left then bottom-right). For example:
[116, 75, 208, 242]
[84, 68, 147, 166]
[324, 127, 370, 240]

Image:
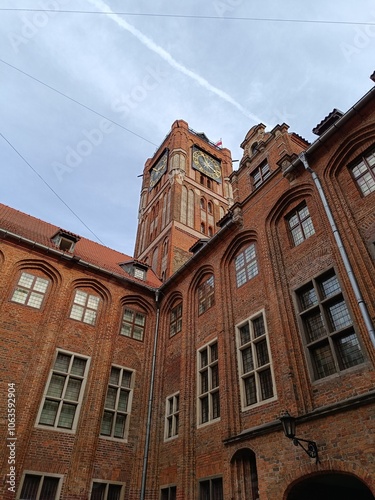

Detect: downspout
[140, 290, 161, 500]
[299, 152, 375, 349]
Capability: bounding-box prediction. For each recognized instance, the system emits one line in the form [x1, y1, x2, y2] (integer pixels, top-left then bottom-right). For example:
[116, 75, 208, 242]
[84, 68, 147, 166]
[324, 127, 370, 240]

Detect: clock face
[149, 150, 168, 190]
[192, 147, 221, 181]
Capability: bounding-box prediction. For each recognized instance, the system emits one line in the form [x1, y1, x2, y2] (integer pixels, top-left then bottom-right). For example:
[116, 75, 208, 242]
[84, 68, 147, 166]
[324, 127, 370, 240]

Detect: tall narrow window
[251, 162, 270, 189]
[18, 473, 63, 500]
[234, 243, 258, 287]
[296, 269, 364, 380]
[11, 272, 50, 309]
[198, 341, 220, 425]
[237, 313, 275, 409]
[120, 308, 146, 341]
[38, 351, 90, 431]
[69, 290, 100, 325]
[199, 477, 223, 500]
[165, 393, 179, 440]
[287, 202, 315, 246]
[198, 275, 215, 315]
[351, 147, 375, 196]
[100, 366, 134, 440]
[91, 481, 124, 500]
[170, 302, 182, 336]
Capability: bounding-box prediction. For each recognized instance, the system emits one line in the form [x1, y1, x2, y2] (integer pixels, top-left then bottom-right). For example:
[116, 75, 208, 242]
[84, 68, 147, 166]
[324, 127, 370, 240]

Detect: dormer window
[52, 230, 80, 252]
[120, 261, 148, 281]
[251, 162, 270, 190]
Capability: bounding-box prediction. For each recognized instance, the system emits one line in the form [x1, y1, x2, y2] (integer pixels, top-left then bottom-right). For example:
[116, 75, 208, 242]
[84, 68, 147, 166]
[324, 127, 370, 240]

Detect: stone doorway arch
[286, 472, 374, 500]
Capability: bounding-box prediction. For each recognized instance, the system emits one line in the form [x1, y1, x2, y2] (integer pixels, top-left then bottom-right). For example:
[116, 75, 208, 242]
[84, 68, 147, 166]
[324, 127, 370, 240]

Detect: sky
[1, 0, 374, 256]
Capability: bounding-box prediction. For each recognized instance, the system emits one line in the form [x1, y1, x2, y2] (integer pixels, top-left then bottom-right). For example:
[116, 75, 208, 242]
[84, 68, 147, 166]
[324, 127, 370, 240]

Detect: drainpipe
[299, 152, 375, 349]
[140, 290, 161, 500]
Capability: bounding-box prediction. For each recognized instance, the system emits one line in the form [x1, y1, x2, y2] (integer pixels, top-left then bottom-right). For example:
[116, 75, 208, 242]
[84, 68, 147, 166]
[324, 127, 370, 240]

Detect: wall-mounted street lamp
[280, 412, 319, 464]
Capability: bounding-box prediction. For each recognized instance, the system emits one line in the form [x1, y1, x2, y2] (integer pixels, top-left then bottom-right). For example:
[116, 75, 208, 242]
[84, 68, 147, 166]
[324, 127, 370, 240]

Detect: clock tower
[134, 119, 233, 280]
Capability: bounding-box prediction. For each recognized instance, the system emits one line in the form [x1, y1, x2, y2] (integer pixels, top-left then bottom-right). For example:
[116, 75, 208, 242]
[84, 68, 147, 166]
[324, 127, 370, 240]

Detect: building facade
[0, 78, 374, 499]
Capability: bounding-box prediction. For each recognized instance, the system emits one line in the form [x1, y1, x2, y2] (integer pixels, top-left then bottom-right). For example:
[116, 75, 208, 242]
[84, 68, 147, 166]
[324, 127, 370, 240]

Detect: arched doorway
[287, 473, 374, 500]
[230, 448, 259, 500]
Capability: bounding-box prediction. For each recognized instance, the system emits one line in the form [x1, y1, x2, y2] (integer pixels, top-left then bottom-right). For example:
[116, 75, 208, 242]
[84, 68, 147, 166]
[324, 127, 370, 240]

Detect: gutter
[0, 228, 157, 292]
[140, 290, 161, 500]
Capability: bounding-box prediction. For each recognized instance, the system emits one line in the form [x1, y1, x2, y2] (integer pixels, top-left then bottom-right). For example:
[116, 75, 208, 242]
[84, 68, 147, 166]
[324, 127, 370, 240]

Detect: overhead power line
[0, 8, 374, 26]
[0, 132, 105, 244]
[0, 58, 158, 148]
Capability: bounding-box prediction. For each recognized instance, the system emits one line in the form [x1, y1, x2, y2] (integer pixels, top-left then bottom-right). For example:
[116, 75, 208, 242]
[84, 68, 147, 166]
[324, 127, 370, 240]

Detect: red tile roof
[0, 204, 161, 288]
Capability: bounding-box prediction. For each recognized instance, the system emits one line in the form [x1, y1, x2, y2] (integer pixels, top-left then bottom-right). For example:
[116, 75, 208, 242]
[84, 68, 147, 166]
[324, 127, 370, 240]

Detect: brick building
[0, 77, 374, 499]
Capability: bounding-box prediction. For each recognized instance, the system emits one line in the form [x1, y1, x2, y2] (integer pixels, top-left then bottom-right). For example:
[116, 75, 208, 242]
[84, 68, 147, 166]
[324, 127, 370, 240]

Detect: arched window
[200, 222, 206, 234]
[197, 275, 215, 315]
[200, 197, 206, 210]
[170, 302, 182, 336]
[207, 201, 213, 214]
[234, 243, 258, 287]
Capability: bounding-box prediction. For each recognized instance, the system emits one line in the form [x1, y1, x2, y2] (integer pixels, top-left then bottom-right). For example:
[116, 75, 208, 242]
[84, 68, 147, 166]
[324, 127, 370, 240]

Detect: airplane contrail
[88, 0, 266, 125]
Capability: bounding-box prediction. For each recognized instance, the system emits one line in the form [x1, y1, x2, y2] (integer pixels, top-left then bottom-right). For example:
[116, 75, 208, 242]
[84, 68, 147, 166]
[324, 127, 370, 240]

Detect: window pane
[87, 295, 100, 309]
[83, 309, 97, 325]
[210, 343, 218, 362]
[302, 218, 315, 238]
[55, 353, 70, 372]
[34, 277, 49, 293]
[12, 288, 28, 304]
[201, 371, 208, 393]
[212, 391, 220, 419]
[200, 349, 208, 368]
[124, 309, 134, 322]
[256, 339, 269, 366]
[18, 272, 34, 288]
[91, 482, 106, 500]
[133, 326, 144, 340]
[65, 378, 82, 401]
[100, 411, 113, 435]
[244, 375, 257, 406]
[200, 481, 210, 500]
[74, 290, 87, 305]
[114, 414, 126, 438]
[259, 369, 274, 400]
[242, 347, 254, 373]
[328, 301, 352, 330]
[58, 403, 76, 428]
[47, 374, 65, 398]
[253, 316, 265, 338]
[211, 364, 219, 388]
[121, 370, 132, 388]
[299, 286, 317, 310]
[120, 323, 132, 337]
[135, 312, 145, 325]
[239, 323, 250, 345]
[71, 357, 86, 376]
[20, 474, 40, 500]
[311, 343, 336, 379]
[70, 304, 84, 321]
[27, 292, 44, 309]
[39, 400, 58, 426]
[105, 387, 117, 409]
[320, 274, 340, 298]
[40, 477, 59, 500]
[305, 311, 326, 342]
[212, 478, 223, 500]
[107, 484, 122, 500]
[291, 226, 304, 246]
[336, 332, 364, 369]
[118, 389, 129, 411]
[110, 367, 120, 385]
[201, 396, 209, 423]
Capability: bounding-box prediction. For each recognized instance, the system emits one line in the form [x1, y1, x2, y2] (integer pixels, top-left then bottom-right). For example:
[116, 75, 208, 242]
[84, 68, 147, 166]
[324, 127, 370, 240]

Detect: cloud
[87, 0, 266, 125]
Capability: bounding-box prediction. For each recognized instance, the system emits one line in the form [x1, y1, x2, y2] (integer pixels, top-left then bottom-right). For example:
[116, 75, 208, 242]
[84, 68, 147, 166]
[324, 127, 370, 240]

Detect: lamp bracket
[292, 437, 320, 464]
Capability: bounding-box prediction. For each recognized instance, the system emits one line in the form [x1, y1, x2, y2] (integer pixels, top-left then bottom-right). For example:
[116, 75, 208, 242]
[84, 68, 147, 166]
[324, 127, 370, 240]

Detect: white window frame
[11, 271, 50, 309]
[17, 471, 64, 500]
[197, 340, 220, 427]
[236, 310, 276, 411]
[90, 479, 125, 500]
[69, 289, 100, 325]
[164, 392, 180, 440]
[100, 365, 135, 441]
[120, 307, 146, 341]
[36, 349, 90, 433]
